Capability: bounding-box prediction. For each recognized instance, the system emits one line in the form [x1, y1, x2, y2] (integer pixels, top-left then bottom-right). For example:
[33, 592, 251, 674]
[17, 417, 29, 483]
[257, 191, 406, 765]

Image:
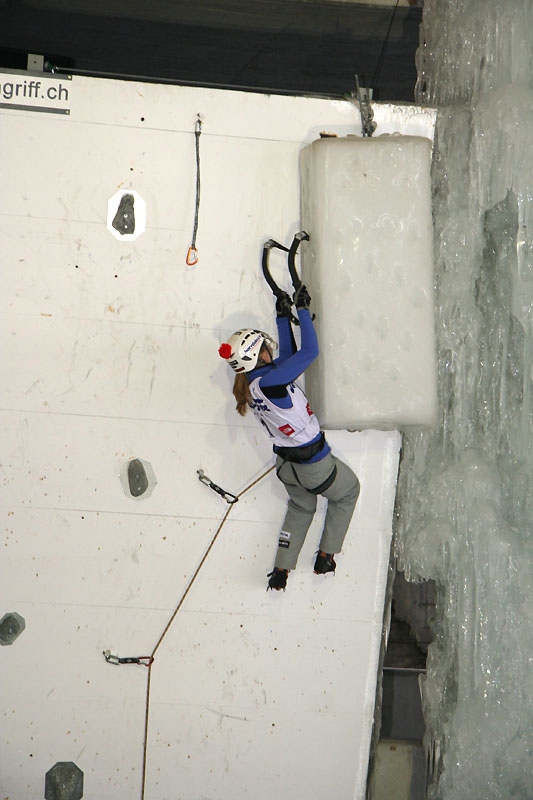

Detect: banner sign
[0, 69, 71, 115]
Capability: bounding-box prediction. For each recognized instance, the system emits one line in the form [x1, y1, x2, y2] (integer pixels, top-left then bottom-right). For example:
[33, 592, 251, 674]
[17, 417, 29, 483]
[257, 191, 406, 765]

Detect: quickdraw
[354, 75, 376, 138]
[197, 469, 239, 504]
[186, 114, 202, 266]
[103, 650, 153, 667]
[261, 231, 310, 325]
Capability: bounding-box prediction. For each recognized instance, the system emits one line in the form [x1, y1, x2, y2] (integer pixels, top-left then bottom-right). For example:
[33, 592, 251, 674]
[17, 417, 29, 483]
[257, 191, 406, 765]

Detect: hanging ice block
[300, 135, 437, 430]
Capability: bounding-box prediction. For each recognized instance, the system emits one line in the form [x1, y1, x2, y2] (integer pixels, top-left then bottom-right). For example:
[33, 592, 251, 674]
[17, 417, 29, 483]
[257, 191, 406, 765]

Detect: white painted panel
[0, 72, 408, 800]
[62, 75, 434, 142]
[1, 417, 398, 799]
[144, 704, 367, 800]
[191, 516, 392, 625]
[0, 602, 154, 798]
[0, 410, 274, 517]
[0, 314, 225, 423]
[2, 508, 219, 609]
[0, 113, 300, 234]
[145, 618, 376, 800]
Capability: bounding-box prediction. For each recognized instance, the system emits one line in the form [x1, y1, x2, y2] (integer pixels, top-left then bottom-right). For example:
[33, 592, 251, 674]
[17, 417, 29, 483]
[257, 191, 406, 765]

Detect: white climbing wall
[0, 71, 434, 799]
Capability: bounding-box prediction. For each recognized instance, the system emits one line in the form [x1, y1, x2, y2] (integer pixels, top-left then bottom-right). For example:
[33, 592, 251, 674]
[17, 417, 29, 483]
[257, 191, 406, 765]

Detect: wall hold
[107, 189, 146, 241]
[128, 458, 148, 497]
[119, 457, 157, 500]
[44, 761, 84, 800]
[0, 611, 25, 645]
[112, 192, 135, 235]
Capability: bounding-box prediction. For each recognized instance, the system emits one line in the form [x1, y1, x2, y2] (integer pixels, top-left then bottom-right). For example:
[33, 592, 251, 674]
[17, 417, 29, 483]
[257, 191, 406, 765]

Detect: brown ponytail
[233, 373, 252, 416]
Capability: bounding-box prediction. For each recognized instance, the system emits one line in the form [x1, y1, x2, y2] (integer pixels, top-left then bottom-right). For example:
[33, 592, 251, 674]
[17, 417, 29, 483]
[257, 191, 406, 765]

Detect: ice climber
[218, 273, 360, 592]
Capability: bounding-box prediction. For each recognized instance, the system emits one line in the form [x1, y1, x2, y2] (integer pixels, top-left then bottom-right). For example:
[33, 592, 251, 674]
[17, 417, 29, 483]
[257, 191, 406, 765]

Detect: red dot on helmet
[219, 343, 232, 359]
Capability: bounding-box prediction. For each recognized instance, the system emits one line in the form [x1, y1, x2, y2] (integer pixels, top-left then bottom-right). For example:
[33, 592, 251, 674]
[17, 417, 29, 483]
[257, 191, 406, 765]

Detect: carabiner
[186, 245, 199, 266]
[103, 650, 154, 667]
[103, 650, 121, 665]
[197, 469, 239, 504]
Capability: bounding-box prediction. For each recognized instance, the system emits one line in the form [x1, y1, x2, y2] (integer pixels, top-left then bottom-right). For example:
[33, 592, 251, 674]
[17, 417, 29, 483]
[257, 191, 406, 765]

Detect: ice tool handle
[288, 231, 315, 320]
[261, 238, 289, 297]
[262, 232, 311, 325]
[262, 238, 299, 326]
[287, 230, 309, 291]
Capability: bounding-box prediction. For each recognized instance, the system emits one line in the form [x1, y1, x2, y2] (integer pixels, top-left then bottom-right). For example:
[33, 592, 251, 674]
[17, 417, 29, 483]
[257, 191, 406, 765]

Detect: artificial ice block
[300, 135, 437, 430]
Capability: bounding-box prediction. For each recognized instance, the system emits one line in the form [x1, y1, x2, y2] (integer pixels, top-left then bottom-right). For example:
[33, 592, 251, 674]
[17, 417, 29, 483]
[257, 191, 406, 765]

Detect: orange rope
[140, 463, 275, 798]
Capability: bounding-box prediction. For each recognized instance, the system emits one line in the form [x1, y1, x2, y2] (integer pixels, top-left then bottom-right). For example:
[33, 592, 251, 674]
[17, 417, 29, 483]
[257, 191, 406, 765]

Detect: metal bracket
[354, 75, 377, 138]
[27, 53, 45, 71]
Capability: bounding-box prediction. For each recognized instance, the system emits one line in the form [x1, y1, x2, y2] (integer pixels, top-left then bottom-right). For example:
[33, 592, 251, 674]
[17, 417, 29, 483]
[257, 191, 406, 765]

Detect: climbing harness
[274, 432, 326, 464]
[103, 650, 153, 667]
[197, 468, 239, 504]
[186, 113, 202, 265]
[275, 448, 338, 496]
[261, 231, 311, 324]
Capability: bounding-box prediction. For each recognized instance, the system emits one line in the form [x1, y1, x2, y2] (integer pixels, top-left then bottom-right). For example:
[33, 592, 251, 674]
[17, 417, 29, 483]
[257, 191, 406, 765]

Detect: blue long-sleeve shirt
[250, 309, 317, 392]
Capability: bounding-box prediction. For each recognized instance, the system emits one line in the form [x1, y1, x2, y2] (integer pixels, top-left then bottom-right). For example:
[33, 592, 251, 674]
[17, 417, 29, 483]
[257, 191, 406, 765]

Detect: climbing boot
[314, 551, 336, 575]
[267, 567, 288, 591]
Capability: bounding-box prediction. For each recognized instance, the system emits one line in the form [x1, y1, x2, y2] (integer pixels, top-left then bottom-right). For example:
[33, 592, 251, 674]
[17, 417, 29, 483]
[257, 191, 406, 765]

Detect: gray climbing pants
[274, 452, 360, 571]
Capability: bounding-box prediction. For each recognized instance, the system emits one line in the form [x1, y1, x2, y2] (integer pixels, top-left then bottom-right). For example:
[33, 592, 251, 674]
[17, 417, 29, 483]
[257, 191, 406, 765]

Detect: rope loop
[186, 113, 202, 266]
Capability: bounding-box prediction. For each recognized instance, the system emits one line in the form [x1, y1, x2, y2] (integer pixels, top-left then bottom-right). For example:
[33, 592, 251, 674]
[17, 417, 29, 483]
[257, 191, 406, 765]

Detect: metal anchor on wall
[353, 75, 377, 138]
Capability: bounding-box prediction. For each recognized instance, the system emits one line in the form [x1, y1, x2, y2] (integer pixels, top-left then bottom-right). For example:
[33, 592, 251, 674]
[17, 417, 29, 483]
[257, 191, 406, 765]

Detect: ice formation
[394, 1, 533, 798]
[300, 135, 437, 430]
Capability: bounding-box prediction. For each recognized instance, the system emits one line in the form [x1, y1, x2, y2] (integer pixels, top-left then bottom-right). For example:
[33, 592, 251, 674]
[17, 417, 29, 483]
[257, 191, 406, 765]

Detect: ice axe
[261, 231, 311, 324]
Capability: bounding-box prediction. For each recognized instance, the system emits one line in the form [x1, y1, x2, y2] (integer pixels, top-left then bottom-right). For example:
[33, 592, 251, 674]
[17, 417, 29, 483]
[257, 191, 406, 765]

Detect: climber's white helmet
[218, 329, 278, 373]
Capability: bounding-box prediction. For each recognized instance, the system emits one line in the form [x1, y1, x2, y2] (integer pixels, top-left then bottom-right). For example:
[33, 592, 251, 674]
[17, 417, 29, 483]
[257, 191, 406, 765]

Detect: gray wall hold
[107, 189, 146, 241]
[112, 192, 135, 235]
[0, 611, 25, 645]
[119, 457, 157, 500]
[128, 457, 149, 497]
[44, 761, 84, 800]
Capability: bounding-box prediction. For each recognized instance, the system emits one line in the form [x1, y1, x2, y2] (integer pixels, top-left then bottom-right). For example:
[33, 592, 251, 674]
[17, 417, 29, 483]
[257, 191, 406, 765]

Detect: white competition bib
[249, 378, 320, 446]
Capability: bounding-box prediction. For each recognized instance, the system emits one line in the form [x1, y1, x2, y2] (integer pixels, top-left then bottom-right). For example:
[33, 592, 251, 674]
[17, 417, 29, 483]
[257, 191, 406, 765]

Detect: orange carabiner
[186, 246, 198, 266]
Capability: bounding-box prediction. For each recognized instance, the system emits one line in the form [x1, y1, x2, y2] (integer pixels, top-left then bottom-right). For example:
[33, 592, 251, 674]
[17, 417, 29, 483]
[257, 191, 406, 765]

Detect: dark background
[0, 0, 422, 100]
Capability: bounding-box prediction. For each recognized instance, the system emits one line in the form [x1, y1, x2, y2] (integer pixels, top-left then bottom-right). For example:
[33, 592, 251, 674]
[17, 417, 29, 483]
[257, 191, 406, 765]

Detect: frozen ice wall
[394, 1, 533, 798]
[300, 135, 437, 431]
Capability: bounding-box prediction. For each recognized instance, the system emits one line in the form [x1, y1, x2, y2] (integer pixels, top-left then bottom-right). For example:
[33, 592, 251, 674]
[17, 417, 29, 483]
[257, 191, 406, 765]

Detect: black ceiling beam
[0, 2, 421, 100]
